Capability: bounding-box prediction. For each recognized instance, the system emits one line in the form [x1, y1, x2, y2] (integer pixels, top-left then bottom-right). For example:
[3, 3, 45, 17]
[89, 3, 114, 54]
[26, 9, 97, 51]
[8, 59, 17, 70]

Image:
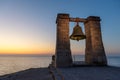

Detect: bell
[70, 22, 86, 41]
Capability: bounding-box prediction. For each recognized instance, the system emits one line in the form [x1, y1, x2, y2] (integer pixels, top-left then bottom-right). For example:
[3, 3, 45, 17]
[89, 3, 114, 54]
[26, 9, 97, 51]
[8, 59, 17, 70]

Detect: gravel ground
[59, 66, 120, 80]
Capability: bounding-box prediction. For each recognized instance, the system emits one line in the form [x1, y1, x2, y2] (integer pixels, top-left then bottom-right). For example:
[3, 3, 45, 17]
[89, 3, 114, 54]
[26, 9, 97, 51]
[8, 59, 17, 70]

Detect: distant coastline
[0, 54, 52, 57]
[0, 53, 119, 56]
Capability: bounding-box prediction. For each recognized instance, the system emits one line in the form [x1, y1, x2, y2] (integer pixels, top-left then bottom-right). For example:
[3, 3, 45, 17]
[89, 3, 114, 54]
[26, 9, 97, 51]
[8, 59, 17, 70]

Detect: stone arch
[55, 13, 107, 67]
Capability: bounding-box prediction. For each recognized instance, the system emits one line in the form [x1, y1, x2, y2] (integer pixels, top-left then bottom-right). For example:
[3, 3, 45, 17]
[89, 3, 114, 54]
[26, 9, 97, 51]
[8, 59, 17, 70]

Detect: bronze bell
[70, 22, 86, 41]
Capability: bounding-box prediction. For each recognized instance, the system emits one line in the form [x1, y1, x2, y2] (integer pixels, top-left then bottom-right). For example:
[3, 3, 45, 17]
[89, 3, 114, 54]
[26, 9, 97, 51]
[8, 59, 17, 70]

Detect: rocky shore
[0, 66, 120, 80]
[0, 68, 53, 80]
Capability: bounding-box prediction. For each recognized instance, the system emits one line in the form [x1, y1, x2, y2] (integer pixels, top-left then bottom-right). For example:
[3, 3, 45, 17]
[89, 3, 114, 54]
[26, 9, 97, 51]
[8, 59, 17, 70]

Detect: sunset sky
[0, 0, 120, 55]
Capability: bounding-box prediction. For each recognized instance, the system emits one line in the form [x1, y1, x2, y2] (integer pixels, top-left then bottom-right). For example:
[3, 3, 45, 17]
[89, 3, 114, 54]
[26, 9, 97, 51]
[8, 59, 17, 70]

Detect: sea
[0, 54, 120, 76]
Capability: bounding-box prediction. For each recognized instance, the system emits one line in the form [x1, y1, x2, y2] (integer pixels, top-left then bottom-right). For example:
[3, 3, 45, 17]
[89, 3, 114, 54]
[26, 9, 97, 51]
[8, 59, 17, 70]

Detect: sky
[0, 0, 120, 55]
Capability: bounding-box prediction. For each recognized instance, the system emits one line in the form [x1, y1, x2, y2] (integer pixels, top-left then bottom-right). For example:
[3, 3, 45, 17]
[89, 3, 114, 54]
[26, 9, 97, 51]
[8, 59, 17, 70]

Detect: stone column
[85, 16, 107, 65]
[84, 20, 93, 64]
[55, 14, 73, 67]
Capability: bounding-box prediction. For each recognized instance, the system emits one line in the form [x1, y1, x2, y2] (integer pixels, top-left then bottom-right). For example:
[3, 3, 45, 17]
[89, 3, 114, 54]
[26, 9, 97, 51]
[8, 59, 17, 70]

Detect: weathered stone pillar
[55, 14, 73, 67]
[84, 20, 93, 64]
[85, 16, 107, 65]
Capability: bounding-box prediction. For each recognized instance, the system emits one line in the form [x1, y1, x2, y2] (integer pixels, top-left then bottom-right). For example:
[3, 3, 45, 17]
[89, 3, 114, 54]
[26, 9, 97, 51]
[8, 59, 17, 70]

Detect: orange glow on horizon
[0, 42, 54, 55]
[0, 33, 55, 55]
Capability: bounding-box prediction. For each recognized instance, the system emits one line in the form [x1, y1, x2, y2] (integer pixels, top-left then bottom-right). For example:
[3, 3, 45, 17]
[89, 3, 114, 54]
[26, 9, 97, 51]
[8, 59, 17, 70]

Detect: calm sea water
[0, 55, 120, 76]
[72, 55, 120, 67]
[0, 55, 51, 76]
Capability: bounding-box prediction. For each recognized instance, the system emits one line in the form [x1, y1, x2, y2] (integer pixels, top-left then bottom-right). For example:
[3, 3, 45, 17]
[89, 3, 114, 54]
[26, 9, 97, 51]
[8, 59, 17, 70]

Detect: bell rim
[70, 35, 86, 41]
